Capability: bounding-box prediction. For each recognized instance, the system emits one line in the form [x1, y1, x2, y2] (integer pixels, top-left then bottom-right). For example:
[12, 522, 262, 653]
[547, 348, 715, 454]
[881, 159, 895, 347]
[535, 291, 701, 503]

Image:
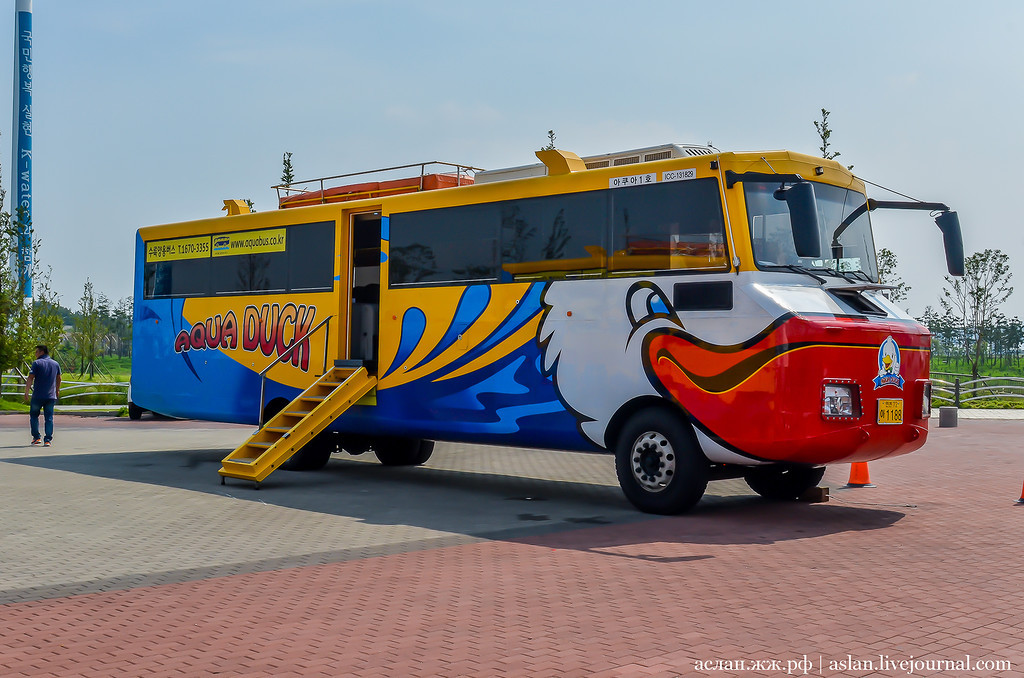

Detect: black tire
[614, 408, 709, 515]
[744, 465, 826, 501]
[283, 431, 337, 471]
[262, 398, 289, 425]
[128, 402, 144, 420]
[374, 438, 434, 466]
[260, 398, 335, 472]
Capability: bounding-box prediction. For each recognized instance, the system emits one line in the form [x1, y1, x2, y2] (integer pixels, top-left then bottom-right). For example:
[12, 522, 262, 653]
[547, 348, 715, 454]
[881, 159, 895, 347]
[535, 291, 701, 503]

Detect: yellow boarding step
[218, 364, 377, 486]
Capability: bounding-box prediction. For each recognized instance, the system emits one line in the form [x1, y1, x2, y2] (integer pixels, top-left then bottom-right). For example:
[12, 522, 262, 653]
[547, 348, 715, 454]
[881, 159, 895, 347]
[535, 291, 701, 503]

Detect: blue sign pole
[12, 0, 32, 299]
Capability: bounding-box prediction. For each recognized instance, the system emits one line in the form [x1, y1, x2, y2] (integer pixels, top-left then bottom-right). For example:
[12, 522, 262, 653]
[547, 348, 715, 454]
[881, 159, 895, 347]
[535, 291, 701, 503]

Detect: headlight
[822, 382, 860, 420]
[921, 381, 932, 418]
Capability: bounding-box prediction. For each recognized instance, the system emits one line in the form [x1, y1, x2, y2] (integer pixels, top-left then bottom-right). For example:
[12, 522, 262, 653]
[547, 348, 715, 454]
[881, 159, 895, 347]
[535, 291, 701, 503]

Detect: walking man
[24, 344, 61, 446]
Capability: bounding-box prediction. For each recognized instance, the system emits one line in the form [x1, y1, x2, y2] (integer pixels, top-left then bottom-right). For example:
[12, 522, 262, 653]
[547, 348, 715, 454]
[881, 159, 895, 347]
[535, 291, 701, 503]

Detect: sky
[1, 0, 1022, 316]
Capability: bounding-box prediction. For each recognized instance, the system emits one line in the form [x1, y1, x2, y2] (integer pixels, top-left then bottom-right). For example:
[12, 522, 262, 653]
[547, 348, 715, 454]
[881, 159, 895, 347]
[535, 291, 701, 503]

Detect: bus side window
[142, 221, 336, 300]
[211, 252, 288, 295]
[143, 259, 209, 299]
[143, 262, 162, 298]
[500, 190, 608, 281]
[288, 221, 335, 292]
[609, 178, 728, 273]
[389, 204, 499, 286]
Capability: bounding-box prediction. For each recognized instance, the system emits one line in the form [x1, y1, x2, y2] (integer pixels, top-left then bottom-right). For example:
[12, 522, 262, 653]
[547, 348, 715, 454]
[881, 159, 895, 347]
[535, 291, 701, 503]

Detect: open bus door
[218, 208, 385, 485]
[347, 210, 382, 372]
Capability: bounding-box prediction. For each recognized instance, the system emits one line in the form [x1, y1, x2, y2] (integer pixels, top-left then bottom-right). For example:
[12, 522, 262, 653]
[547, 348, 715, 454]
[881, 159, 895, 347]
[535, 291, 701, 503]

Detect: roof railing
[272, 161, 485, 205]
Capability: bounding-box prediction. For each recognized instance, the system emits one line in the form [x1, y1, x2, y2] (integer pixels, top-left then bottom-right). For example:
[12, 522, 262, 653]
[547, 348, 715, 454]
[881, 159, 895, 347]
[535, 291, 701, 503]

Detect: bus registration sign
[146, 236, 212, 262]
[662, 168, 697, 182]
[211, 228, 287, 257]
[609, 173, 656, 189]
[877, 398, 903, 425]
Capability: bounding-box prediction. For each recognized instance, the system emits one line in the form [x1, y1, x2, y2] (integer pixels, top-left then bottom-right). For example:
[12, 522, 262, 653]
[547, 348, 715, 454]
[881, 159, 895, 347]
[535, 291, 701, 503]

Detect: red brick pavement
[2, 422, 1023, 677]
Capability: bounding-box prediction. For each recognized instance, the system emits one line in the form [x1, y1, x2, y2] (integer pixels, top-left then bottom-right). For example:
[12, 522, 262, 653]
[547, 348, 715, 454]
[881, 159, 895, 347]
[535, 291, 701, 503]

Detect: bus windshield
[745, 181, 878, 281]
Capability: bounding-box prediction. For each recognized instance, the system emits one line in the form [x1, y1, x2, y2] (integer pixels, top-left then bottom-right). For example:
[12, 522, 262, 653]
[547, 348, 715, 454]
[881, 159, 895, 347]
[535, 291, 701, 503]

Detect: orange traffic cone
[844, 462, 876, 488]
[1016, 479, 1024, 505]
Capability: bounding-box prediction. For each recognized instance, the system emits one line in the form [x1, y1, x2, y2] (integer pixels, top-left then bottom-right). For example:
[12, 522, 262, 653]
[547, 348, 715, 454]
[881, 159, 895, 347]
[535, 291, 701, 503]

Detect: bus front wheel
[744, 465, 825, 501]
[374, 438, 434, 466]
[614, 409, 709, 515]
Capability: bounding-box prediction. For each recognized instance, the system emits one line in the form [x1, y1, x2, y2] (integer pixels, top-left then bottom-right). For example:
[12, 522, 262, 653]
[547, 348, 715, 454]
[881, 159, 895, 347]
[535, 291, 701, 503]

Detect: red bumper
[644, 315, 931, 465]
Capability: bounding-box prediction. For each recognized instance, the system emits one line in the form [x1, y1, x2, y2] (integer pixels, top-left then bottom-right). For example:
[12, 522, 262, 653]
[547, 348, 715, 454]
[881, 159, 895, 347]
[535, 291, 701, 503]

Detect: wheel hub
[630, 431, 676, 493]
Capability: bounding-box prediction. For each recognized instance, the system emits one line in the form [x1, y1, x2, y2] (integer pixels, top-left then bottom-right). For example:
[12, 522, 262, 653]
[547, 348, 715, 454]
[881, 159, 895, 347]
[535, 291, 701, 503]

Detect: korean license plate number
[877, 399, 903, 425]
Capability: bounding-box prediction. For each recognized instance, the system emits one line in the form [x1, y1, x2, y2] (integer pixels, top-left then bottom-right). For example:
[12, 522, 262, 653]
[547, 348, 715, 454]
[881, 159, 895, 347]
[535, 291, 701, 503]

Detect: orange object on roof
[279, 173, 473, 209]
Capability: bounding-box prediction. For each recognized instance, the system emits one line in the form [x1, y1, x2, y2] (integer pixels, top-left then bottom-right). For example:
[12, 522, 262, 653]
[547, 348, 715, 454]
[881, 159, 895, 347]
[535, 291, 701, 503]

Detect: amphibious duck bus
[132, 144, 964, 514]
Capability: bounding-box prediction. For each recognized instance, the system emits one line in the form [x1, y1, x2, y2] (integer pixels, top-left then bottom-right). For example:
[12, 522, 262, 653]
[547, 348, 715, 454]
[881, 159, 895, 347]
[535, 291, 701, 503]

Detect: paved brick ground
[1, 417, 1022, 676]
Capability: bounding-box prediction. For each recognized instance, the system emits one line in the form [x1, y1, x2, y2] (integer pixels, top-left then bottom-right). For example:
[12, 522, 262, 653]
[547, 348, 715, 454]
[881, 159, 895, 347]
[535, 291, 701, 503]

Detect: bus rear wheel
[283, 432, 337, 471]
[744, 465, 825, 501]
[374, 438, 434, 466]
[128, 402, 144, 420]
[614, 409, 709, 515]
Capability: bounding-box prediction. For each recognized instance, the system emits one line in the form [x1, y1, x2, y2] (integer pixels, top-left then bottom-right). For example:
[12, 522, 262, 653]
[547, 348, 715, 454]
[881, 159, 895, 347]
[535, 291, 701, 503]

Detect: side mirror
[935, 211, 964, 276]
[775, 182, 822, 258]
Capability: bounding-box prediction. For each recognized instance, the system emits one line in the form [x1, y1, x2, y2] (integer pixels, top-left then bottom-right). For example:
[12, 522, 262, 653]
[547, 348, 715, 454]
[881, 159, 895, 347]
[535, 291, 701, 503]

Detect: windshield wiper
[807, 266, 863, 284]
[761, 264, 827, 284]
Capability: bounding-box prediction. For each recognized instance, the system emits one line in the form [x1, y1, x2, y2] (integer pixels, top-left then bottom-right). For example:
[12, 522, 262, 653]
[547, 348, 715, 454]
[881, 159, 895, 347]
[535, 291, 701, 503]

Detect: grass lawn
[0, 398, 30, 412]
[60, 356, 130, 383]
[62, 372, 130, 383]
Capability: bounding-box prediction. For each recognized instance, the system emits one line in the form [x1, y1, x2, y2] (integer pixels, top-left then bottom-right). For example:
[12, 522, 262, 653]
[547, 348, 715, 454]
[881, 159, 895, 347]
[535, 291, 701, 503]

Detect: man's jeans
[30, 398, 55, 443]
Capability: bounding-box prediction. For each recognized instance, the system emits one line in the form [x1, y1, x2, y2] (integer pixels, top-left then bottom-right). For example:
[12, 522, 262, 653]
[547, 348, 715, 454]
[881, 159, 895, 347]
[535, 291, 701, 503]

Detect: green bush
[959, 398, 1024, 410]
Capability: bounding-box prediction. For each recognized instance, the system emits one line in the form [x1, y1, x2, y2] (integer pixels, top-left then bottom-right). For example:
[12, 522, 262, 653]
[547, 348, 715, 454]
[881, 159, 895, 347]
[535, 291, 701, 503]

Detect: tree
[95, 291, 114, 357]
[814, 109, 840, 161]
[1006, 316, 1024, 368]
[541, 130, 557, 151]
[0, 153, 43, 373]
[940, 249, 1013, 379]
[96, 292, 111, 326]
[876, 247, 910, 305]
[918, 307, 945, 363]
[244, 198, 256, 213]
[74, 279, 104, 378]
[112, 296, 134, 358]
[281, 152, 295, 186]
[32, 274, 65, 361]
[0, 246, 34, 373]
[813, 108, 853, 170]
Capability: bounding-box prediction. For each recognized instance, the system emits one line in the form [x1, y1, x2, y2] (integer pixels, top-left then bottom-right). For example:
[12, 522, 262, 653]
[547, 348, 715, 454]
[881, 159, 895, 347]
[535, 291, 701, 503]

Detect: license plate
[877, 399, 903, 425]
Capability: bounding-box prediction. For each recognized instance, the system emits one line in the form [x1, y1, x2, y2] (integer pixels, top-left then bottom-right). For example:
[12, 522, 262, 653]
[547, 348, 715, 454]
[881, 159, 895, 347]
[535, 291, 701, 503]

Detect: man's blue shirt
[30, 355, 61, 401]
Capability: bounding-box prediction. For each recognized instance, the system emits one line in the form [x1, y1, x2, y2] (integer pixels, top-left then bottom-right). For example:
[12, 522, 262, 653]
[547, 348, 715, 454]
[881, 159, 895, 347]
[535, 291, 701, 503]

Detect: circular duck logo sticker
[873, 335, 904, 390]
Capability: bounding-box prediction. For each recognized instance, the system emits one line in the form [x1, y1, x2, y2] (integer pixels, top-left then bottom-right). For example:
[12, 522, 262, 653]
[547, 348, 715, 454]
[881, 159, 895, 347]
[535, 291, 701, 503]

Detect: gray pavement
[0, 416, 658, 604]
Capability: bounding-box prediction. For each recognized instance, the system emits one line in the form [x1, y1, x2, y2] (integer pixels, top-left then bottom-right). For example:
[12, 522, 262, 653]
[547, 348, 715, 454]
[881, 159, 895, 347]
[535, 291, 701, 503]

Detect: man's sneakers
[43, 441, 51, 447]
[31, 439, 41, 445]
